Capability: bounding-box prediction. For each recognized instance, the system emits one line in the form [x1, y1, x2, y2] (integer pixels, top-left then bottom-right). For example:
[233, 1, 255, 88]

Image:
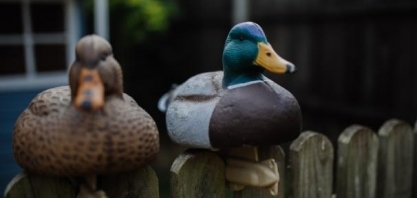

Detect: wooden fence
[172, 119, 416, 198]
[4, 119, 416, 198]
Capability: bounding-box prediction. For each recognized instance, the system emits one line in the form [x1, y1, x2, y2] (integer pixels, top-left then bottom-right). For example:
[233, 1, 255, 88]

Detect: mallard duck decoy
[13, 35, 159, 198]
[161, 22, 302, 195]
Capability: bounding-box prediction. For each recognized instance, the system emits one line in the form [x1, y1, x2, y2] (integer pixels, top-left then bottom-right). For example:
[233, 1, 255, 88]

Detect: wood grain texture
[336, 125, 379, 198]
[290, 131, 334, 198]
[377, 119, 414, 198]
[99, 166, 159, 198]
[171, 149, 225, 198]
[4, 172, 76, 198]
[233, 146, 286, 198]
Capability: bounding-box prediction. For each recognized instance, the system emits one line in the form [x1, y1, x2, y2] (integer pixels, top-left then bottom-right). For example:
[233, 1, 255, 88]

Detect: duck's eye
[239, 36, 245, 41]
[100, 55, 107, 61]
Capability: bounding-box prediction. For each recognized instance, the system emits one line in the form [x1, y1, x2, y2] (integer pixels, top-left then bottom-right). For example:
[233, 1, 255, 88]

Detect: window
[0, 0, 80, 90]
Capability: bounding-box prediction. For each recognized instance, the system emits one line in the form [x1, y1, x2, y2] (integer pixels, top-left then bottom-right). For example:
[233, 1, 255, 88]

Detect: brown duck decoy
[13, 35, 159, 197]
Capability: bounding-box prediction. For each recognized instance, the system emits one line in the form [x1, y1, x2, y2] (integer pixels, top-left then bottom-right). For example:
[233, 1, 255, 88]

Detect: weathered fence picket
[4, 166, 159, 198]
[377, 119, 414, 198]
[336, 125, 379, 198]
[289, 131, 334, 198]
[170, 149, 226, 198]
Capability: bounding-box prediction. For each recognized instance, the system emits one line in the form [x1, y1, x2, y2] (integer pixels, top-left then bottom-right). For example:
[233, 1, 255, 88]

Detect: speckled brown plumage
[12, 35, 159, 178]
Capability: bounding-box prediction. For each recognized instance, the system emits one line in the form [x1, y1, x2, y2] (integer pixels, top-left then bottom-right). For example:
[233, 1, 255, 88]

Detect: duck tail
[157, 84, 178, 113]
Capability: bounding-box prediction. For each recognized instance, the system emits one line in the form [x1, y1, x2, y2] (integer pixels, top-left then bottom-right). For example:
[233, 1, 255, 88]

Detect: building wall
[0, 0, 82, 191]
[0, 90, 40, 192]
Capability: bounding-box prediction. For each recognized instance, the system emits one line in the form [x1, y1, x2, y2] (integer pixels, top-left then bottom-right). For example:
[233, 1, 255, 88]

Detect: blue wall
[0, 90, 40, 193]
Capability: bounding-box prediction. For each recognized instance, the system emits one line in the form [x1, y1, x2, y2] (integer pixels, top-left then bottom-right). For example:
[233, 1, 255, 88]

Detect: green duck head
[222, 22, 296, 87]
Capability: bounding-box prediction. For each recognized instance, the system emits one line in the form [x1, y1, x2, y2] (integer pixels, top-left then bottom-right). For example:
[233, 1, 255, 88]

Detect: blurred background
[0, 0, 416, 196]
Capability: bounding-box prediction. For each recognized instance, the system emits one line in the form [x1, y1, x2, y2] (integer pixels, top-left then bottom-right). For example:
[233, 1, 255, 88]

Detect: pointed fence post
[337, 125, 379, 198]
[290, 131, 334, 198]
[171, 149, 226, 198]
[233, 146, 286, 198]
[377, 119, 414, 198]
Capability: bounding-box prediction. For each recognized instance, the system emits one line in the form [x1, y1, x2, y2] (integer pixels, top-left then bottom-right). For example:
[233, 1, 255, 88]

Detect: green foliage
[111, 0, 178, 42]
[85, 0, 178, 43]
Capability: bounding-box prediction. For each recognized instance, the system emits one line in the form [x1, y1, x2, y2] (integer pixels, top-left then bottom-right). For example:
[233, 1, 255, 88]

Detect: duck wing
[166, 71, 224, 149]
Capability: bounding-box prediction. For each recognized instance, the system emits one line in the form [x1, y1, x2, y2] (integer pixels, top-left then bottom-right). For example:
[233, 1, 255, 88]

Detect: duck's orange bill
[74, 68, 104, 111]
[253, 42, 295, 74]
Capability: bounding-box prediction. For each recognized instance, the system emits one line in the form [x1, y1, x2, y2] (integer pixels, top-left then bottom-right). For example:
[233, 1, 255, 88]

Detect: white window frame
[0, 0, 80, 91]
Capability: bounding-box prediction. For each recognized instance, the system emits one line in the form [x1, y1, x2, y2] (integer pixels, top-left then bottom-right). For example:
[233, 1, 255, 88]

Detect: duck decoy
[13, 35, 159, 198]
[160, 22, 302, 195]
